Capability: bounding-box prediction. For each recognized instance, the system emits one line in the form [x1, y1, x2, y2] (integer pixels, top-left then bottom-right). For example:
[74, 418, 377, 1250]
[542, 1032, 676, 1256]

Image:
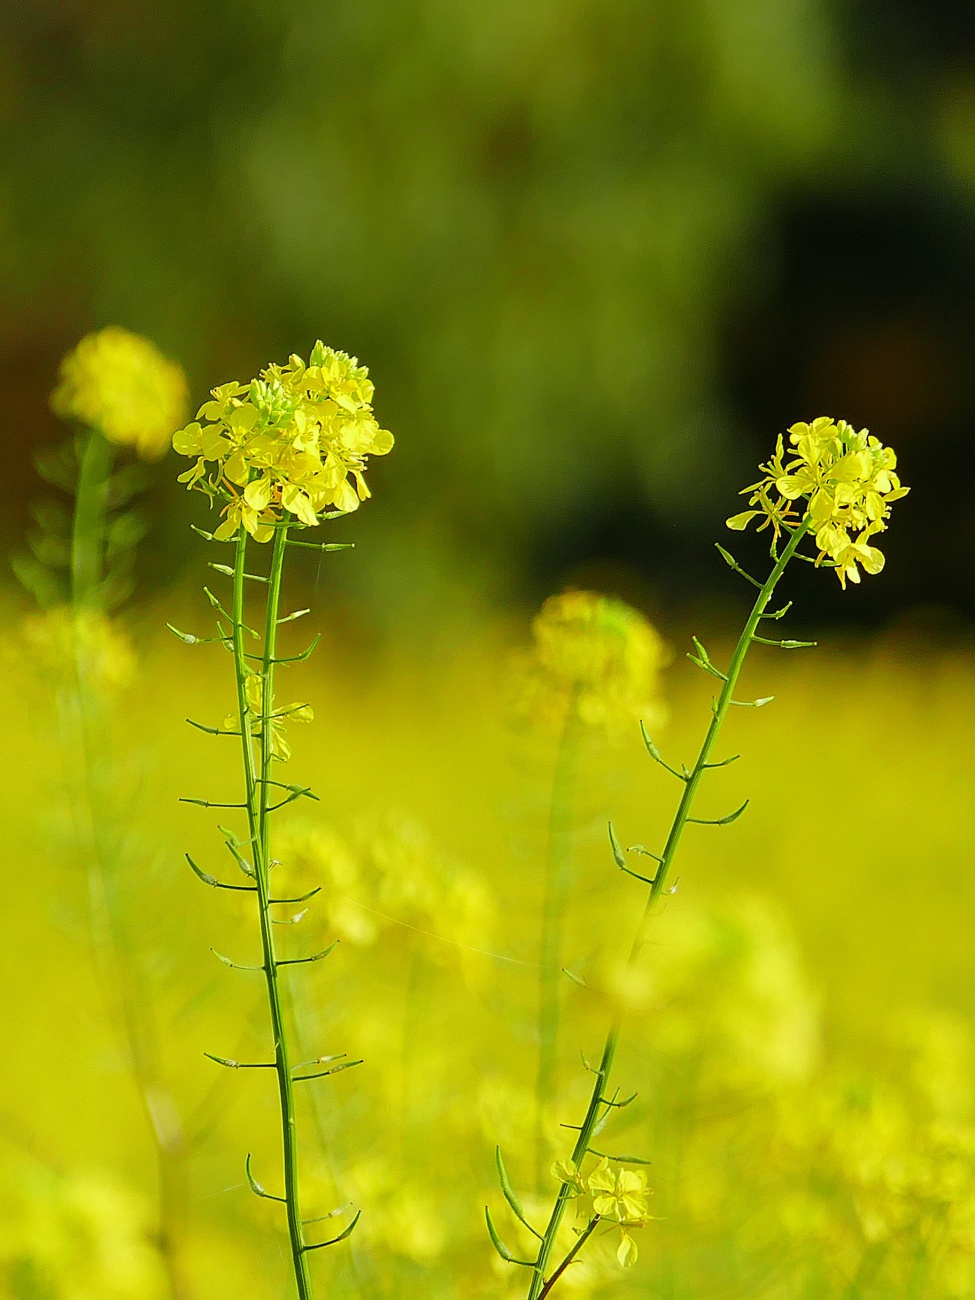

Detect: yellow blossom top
[172, 341, 393, 541]
[50, 326, 189, 461]
[512, 590, 669, 735]
[727, 417, 908, 588]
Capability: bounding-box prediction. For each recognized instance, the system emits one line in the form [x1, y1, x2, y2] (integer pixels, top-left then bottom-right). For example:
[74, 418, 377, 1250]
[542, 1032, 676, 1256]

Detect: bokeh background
[3, 2, 975, 1299]
[3, 0, 975, 627]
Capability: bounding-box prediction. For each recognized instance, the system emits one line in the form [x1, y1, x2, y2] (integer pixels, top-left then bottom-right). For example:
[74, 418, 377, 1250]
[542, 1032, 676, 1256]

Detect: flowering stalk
[180, 524, 360, 1299]
[17, 330, 193, 1300]
[172, 342, 391, 1298]
[230, 526, 316, 1299]
[493, 416, 909, 1297]
[521, 522, 808, 1299]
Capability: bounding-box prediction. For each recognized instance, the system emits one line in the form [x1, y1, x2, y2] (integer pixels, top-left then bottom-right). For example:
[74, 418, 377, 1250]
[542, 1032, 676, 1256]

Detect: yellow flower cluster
[512, 590, 670, 734]
[172, 342, 393, 541]
[50, 326, 189, 461]
[727, 417, 908, 588]
[273, 814, 493, 981]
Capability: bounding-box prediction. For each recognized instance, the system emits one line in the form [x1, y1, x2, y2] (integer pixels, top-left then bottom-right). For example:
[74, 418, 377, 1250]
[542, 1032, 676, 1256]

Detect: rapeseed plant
[170, 342, 392, 1300]
[489, 419, 908, 1299]
[10, 370, 942, 1299]
[14, 328, 192, 1299]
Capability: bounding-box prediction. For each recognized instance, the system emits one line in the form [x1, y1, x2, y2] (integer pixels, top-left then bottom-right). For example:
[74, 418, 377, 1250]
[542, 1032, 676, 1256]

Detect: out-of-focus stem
[71, 429, 113, 607]
[68, 427, 192, 1300]
[535, 705, 581, 1188]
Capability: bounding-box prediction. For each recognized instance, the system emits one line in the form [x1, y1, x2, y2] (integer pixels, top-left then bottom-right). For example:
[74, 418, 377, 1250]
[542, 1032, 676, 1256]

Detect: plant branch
[231, 526, 316, 1300]
[522, 519, 809, 1300]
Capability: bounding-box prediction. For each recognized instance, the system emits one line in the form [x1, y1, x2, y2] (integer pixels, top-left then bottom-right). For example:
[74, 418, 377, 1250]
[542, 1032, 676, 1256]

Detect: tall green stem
[524, 522, 808, 1300]
[231, 526, 314, 1300]
[536, 707, 582, 1188]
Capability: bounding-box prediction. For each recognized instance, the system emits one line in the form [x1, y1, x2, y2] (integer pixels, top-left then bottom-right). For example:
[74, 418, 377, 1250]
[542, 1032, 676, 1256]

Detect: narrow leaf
[484, 1207, 535, 1266]
[639, 722, 686, 780]
[496, 1148, 541, 1237]
[588, 1149, 652, 1164]
[303, 1209, 362, 1250]
[607, 821, 627, 870]
[753, 634, 817, 649]
[186, 853, 255, 892]
[689, 799, 749, 826]
[245, 1153, 285, 1203]
[714, 543, 762, 588]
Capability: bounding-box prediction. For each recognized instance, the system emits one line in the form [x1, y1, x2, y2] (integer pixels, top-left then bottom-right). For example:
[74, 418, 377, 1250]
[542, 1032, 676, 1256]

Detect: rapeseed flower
[224, 672, 312, 761]
[727, 417, 908, 587]
[587, 1159, 651, 1267]
[51, 326, 188, 461]
[513, 590, 670, 734]
[172, 341, 393, 540]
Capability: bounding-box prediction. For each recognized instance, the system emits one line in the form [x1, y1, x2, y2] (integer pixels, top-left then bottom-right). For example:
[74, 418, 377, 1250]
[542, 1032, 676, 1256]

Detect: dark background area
[1, 0, 973, 630]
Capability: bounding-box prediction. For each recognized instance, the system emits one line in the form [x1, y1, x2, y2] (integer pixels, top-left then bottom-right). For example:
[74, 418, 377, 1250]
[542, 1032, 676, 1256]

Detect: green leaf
[607, 821, 627, 870]
[484, 1207, 535, 1266]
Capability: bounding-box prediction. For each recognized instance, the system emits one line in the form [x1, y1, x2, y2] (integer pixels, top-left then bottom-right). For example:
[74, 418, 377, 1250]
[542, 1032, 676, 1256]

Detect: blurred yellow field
[3, 6, 972, 1292]
[4, 576, 974, 1297]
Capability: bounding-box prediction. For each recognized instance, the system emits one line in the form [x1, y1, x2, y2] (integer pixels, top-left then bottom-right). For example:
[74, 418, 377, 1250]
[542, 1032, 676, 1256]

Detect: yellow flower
[551, 1158, 585, 1195]
[513, 590, 670, 735]
[172, 341, 393, 540]
[728, 418, 908, 587]
[224, 671, 313, 762]
[587, 1158, 650, 1222]
[587, 1158, 651, 1268]
[51, 326, 188, 461]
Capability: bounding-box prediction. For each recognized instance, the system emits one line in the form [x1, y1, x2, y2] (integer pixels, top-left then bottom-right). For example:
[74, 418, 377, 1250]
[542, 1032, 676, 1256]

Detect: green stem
[536, 706, 582, 1188]
[524, 521, 809, 1300]
[231, 526, 314, 1300]
[71, 429, 113, 607]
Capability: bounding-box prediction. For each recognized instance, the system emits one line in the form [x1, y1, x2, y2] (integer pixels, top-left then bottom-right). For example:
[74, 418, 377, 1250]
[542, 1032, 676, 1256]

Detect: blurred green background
[2, 0, 974, 627]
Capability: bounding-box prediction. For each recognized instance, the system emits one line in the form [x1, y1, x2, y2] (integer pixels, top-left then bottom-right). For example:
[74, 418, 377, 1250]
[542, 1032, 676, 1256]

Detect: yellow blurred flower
[172, 341, 393, 540]
[0, 1166, 165, 1300]
[727, 417, 908, 588]
[512, 589, 670, 735]
[51, 326, 188, 461]
[23, 605, 136, 694]
[275, 821, 378, 945]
